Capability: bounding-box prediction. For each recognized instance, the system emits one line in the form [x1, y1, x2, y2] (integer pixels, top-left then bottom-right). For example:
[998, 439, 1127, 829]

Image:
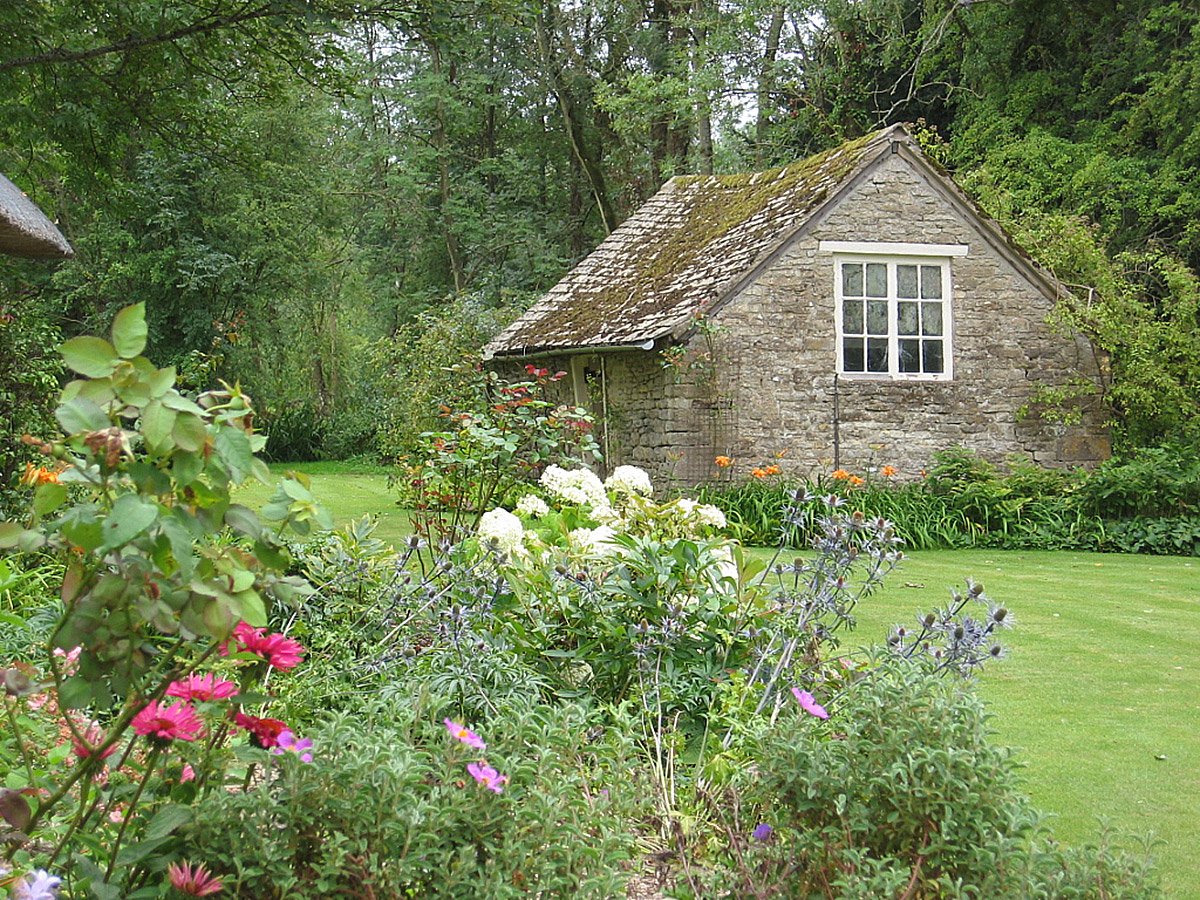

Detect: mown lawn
[243, 465, 1199, 895]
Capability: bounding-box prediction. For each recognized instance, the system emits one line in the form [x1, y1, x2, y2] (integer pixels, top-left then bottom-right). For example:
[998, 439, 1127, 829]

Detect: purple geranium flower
[751, 823, 773, 842]
[270, 729, 314, 763]
[791, 687, 829, 720]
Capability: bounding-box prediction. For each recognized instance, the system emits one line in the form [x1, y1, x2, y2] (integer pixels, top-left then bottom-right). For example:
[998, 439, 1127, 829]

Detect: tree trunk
[427, 39, 466, 292]
[534, 2, 617, 235]
[756, 4, 785, 167]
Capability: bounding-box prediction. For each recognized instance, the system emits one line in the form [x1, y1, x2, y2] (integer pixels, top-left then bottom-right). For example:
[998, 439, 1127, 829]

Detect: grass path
[245, 465, 1199, 894]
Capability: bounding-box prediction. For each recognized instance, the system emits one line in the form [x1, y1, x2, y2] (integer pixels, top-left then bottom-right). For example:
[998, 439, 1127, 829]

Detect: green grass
[758, 547, 1199, 896]
[245, 468, 1198, 895]
[236, 461, 413, 547]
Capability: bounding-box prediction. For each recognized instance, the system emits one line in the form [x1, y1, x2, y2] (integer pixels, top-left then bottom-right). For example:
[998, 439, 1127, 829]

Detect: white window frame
[829, 250, 957, 382]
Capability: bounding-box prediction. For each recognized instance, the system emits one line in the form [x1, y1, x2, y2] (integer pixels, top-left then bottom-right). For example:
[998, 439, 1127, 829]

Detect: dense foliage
[698, 446, 1200, 557]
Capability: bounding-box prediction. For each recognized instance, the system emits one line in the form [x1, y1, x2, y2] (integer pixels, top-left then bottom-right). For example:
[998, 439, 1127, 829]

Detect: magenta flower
[791, 687, 829, 720]
[444, 718, 486, 750]
[166, 673, 238, 702]
[221, 622, 305, 670]
[270, 730, 314, 763]
[167, 861, 223, 896]
[132, 700, 204, 743]
[467, 760, 508, 794]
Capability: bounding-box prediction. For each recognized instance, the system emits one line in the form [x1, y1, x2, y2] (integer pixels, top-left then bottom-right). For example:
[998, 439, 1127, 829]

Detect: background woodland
[2, 0, 1199, 473]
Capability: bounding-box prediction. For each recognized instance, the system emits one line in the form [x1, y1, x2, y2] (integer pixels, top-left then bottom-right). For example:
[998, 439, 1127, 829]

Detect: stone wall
[491, 351, 698, 487]
[686, 153, 1110, 481]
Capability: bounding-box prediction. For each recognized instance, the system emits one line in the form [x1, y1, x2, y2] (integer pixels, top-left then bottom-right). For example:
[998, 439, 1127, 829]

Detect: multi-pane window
[836, 258, 951, 379]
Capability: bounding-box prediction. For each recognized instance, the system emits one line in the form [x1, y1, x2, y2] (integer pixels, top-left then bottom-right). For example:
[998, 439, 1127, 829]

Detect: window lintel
[819, 240, 967, 257]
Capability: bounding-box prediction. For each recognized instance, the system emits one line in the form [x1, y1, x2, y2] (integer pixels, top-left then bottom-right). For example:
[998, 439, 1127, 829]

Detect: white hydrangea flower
[695, 504, 727, 529]
[568, 525, 618, 556]
[674, 498, 697, 516]
[591, 503, 621, 525]
[540, 465, 607, 509]
[477, 508, 526, 557]
[604, 465, 653, 497]
[515, 494, 550, 518]
[711, 543, 739, 588]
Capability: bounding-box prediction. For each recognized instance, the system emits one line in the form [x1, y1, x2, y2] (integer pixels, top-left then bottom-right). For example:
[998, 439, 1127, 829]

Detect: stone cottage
[484, 125, 1108, 485]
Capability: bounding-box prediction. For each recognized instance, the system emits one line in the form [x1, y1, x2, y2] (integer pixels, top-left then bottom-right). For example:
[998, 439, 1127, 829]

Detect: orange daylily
[881, 465, 897, 478]
[848, 475, 865, 487]
[714, 456, 733, 468]
[21, 463, 61, 486]
[831, 469, 851, 481]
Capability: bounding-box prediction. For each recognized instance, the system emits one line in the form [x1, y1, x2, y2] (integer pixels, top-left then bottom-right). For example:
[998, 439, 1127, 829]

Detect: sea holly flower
[221, 622, 305, 670]
[233, 712, 289, 749]
[791, 687, 829, 720]
[12, 868, 61, 900]
[166, 673, 238, 702]
[271, 730, 314, 763]
[444, 718, 486, 750]
[132, 701, 204, 743]
[467, 761, 508, 794]
[167, 861, 223, 896]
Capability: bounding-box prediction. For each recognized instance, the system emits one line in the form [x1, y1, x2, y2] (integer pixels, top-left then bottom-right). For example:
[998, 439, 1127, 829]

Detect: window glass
[920, 265, 942, 299]
[921, 302, 942, 336]
[897, 265, 918, 298]
[865, 263, 887, 297]
[866, 338, 888, 372]
[843, 338, 865, 371]
[922, 340, 944, 373]
[842, 263, 863, 297]
[897, 301, 918, 335]
[898, 339, 920, 372]
[866, 300, 888, 335]
[843, 298, 863, 333]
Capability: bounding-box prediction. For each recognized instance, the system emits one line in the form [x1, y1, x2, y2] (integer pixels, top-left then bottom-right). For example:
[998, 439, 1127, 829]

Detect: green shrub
[1078, 443, 1200, 518]
[679, 660, 1159, 898]
[185, 698, 646, 899]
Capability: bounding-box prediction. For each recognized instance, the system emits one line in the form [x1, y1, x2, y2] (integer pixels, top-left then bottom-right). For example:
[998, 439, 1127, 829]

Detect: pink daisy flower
[70, 723, 117, 761]
[221, 622, 304, 670]
[444, 718, 486, 751]
[791, 687, 829, 720]
[132, 701, 204, 743]
[166, 673, 238, 703]
[467, 760, 508, 794]
[167, 861, 223, 896]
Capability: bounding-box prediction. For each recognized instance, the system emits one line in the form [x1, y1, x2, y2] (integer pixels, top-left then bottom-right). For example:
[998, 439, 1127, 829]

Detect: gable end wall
[694, 153, 1109, 479]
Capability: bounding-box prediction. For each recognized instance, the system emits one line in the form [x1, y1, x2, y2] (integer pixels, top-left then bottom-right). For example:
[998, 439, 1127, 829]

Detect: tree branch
[0, 4, 280, 73]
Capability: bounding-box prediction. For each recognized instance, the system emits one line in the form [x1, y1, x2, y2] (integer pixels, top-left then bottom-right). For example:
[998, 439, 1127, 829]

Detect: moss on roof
[487, 127, 892, 357]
